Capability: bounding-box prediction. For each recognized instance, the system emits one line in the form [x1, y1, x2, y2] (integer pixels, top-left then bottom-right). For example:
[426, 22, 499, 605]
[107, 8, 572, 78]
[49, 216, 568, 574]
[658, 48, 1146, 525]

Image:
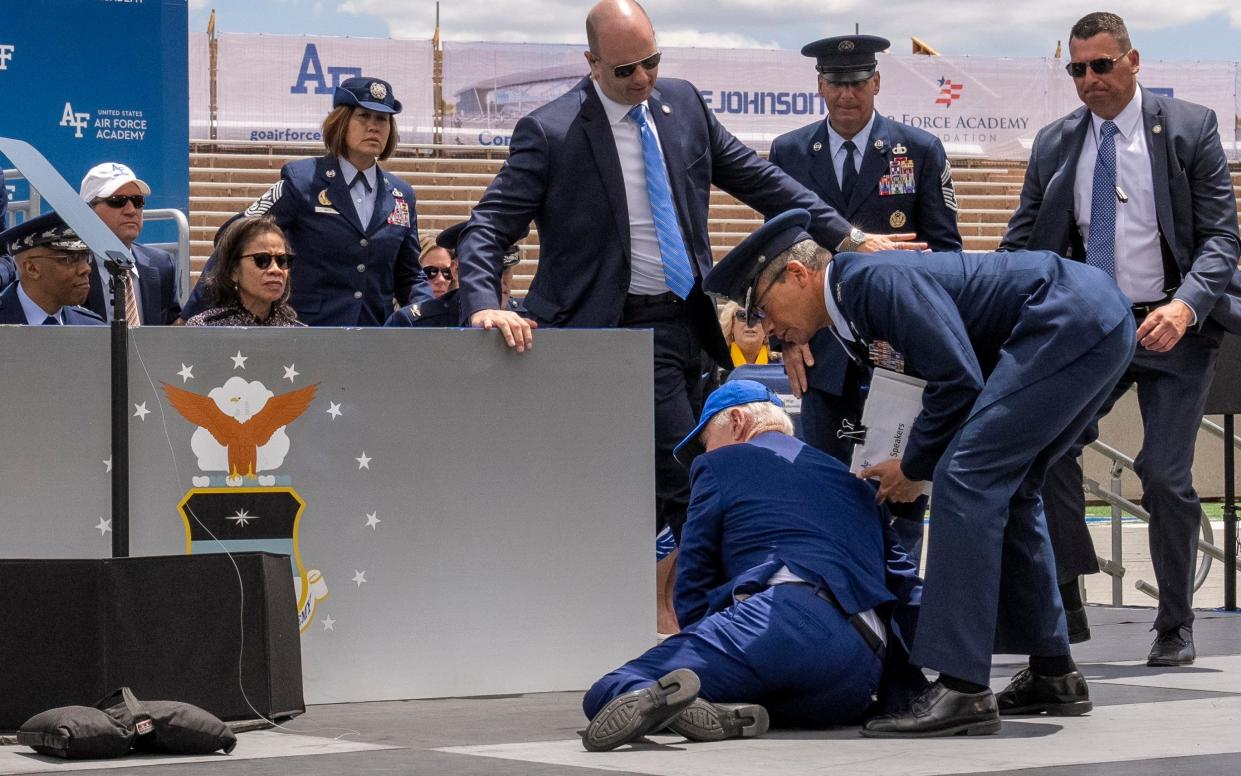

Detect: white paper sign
[850, 367, 927, 482]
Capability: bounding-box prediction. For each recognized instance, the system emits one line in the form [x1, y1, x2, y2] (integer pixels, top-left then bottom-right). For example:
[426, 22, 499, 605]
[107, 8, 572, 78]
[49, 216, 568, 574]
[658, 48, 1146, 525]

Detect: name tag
[314, 206, 338, 215]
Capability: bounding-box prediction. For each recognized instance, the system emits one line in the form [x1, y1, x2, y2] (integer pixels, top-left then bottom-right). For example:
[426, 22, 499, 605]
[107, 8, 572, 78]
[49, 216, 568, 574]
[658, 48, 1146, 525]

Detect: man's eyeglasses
[594, 51, 661, 79]
[1065, 50, 1130, 78]
[744, 266, 788, 326]
[242, 252, 292, 270]
[424, 266, 453, 281]
[95, 194, 146, 209]
[34, 252, 91, 267]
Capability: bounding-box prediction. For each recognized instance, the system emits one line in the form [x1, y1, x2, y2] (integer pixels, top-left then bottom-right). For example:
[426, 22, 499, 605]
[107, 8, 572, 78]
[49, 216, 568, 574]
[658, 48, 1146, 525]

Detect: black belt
[783, 582, 886, 654]
[1132, 298, 1170, 319]
[625, 291, 684, 306]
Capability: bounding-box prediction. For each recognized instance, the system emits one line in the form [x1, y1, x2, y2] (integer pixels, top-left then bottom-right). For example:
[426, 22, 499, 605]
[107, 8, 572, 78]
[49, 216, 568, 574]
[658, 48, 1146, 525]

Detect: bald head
[584, 0, 659, 105]
[586, 0, 653, 56]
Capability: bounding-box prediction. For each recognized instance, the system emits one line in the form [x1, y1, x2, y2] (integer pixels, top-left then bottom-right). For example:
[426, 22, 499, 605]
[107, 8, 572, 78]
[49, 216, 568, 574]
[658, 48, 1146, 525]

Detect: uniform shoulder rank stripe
[941, 160, 959, 213]
[244, 179, 285, 217]
[868, 339, 906, 373]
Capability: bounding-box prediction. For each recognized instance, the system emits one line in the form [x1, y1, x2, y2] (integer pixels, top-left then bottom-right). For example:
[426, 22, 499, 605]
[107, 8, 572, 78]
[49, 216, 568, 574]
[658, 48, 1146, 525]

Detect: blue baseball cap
[333, 76, 402, 114]
[673, 380, 784, 465]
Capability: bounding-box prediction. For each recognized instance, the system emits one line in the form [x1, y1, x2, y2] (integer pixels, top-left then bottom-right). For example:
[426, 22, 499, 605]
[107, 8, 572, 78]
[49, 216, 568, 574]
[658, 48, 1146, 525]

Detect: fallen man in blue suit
[581, 380, 925, 751]
[704, 210, 1136, 738]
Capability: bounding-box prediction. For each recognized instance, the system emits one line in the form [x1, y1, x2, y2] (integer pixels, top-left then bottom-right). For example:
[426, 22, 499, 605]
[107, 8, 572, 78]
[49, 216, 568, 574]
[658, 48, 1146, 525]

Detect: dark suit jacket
[455, 77, 852, 364]
[0, 282, 105, 325]
[0, 168, 13, 290]
[1001, 86, 1241, 335]
[770, 112, 962, 396]
[829, 249, 1132, 482]
[84, 243, 181, 325]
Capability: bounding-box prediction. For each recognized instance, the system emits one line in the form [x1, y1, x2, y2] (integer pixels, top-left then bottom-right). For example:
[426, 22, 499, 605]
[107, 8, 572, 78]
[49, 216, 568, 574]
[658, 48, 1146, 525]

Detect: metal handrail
[2, 167, 42, 224]
[143, 208, 192, 303]
[1199, 417, 1241, 450]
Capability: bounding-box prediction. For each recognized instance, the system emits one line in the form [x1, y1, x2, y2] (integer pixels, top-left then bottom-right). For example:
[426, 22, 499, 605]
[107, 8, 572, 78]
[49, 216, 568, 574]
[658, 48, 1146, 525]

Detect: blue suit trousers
[583, 584, 883, 728]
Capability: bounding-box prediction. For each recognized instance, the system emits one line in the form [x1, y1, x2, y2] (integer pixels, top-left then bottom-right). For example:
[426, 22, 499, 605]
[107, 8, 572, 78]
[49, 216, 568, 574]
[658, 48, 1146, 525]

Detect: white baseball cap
[80, 162, 152, 202]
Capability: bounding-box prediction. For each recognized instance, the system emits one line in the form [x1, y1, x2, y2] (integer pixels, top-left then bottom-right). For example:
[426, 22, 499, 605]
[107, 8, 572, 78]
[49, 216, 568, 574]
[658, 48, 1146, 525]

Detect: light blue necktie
[1086, 120, 1120, 277]
[627, 103, 695, 299]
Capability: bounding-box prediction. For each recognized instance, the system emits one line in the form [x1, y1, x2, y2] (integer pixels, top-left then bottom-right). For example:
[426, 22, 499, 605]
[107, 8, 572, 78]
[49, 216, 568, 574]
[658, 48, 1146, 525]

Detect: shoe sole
[583, 669, 701, 752]
[999, 700, 1093, 717]
[668, 700, 770, 742]
[860, 718, 1001, 738]
[1147, 657, 1195, 667]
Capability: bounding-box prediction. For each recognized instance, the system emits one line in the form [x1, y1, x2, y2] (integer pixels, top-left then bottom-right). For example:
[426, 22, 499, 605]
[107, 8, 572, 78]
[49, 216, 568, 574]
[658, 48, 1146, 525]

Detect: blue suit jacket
[770, 112, 962, 396]
[84, 243, 181, 325]
[0, 168, 13, 290]
[456, 76, 853, 361]
[183, 155, 423, 326]
[828, 249, 1132, 481]
[0, 282, 105, 325]
[1001, 86, 1241, 335]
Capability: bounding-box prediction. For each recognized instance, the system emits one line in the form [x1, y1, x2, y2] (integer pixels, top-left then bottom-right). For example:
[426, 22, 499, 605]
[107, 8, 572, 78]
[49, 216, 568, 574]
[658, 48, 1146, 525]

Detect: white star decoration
[283, 364, 299, 382]
[103, 458, 112, 473]
[352, 570, 367, 587]
[177, 363, 194, 383]
[364, 512, 381, 530]
[322, 615, 336, 631]
[356, 452, 372, 470]
[326, 402, 342, 419]
[231, 350, 248, 369]
[95, 517, 112, 535]
[133, 402, 150, 420]
[227, 508, 260, 527]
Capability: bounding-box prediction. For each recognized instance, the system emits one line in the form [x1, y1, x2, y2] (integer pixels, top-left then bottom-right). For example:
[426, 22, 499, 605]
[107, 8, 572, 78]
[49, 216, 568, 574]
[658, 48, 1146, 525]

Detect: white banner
[190, 36, 1240, 159]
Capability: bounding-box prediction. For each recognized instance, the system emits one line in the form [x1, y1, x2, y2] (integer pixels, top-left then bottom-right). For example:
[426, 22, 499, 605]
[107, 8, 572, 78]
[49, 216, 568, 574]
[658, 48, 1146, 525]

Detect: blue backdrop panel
[0, 0, 188, 242]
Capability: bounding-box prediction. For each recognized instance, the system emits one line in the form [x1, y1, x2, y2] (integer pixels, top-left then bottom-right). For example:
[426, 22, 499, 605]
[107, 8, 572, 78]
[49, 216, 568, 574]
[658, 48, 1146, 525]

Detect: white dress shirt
[16, 281, 63, 324]
[337, 157, 379, 228]
[1073, 87, 1166, 305]
[591, 79, 673, 296]
[826, 111, 876, 190]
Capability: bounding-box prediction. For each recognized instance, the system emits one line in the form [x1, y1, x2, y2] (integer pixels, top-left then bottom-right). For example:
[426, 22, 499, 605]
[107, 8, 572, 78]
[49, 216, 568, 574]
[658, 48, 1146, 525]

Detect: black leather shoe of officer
[1066, 606, 1091, 644]
[997, 668, 1093, 716]
[1147, 625, 1195, 667]
[582, 669, 701, 752]
[667, 699, 769, 742]
[860, 680, 1000, 738]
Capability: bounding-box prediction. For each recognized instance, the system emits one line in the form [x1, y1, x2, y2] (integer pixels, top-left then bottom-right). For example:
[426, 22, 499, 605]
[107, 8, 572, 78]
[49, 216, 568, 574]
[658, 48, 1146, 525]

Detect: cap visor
[673, 418, 712, 466]
[357, 99, 399, 114]
[820, 68, 875, 84]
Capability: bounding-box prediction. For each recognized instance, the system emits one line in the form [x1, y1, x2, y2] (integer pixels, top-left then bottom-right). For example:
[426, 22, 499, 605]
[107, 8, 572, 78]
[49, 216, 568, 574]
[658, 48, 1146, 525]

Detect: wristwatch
[837, 227, 866, 253]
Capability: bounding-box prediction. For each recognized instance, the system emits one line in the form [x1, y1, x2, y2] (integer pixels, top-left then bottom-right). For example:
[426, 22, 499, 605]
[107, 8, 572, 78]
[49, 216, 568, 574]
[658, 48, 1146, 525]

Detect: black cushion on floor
[17, 705, 135, 759]
[99, 688, 238, 755]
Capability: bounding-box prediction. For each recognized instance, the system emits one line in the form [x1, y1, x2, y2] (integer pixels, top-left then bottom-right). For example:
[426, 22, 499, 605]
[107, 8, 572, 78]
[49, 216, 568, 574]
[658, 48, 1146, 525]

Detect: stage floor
[3, 605, 1240, 775]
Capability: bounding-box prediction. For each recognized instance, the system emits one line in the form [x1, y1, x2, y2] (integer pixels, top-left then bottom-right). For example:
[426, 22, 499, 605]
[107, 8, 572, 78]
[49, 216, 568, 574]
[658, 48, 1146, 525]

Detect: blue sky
[186, 1, 1241, 62]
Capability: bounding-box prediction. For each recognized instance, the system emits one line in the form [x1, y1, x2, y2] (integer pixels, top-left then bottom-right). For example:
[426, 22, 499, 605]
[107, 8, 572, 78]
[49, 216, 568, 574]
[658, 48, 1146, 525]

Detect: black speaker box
[0, 552, 303, 732]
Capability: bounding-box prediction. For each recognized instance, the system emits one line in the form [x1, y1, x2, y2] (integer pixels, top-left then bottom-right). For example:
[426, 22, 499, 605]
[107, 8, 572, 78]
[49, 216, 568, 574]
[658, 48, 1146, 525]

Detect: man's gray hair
[707, 400, 795, 438]
[755, 238, 832, 289]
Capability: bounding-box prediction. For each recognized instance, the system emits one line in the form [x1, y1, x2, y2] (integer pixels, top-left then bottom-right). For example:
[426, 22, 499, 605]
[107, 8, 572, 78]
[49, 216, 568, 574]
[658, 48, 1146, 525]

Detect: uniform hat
[333, 76, 402, 114]
[801, 34, 890, 84]
[673, 380, 784, 465]
[703, 209, 814, 319]
[0, 212, 89, 256]
[80, 162, 151, 202]
[437, 221, 521, 268]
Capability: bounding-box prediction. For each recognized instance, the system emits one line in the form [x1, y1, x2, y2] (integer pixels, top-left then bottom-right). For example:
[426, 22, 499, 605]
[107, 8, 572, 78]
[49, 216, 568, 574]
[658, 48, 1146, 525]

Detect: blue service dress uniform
[0, 283, 105, 325]
[183, 155, 422, 326]
[584, 431, 925, 728]
[824, 249, 1136, 685]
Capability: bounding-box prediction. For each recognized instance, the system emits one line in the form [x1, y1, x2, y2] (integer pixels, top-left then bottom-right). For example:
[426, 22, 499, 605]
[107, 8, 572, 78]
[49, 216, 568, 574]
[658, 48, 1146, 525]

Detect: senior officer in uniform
[706, 209, 1135, 736]
[1001, 12, 1241, 664]
[455, 0, 924, 635]
[769, 34, 961, 564]
[0, 213, 105, 325]
[79, 162, 182, 326]
[182, 76, 423, 326]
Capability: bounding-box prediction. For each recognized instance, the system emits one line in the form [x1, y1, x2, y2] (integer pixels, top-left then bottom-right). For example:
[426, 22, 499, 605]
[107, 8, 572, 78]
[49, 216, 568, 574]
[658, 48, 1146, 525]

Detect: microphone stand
[104, 250, 133, 558]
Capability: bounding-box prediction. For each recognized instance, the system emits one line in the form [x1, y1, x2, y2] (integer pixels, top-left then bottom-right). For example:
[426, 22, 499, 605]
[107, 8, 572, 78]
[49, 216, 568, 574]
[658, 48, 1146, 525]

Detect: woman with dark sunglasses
[185, 216, 301, 327]
[717, 300, 774, 367]
[418, 231, 457, 299]
[180, 76, 424, 326]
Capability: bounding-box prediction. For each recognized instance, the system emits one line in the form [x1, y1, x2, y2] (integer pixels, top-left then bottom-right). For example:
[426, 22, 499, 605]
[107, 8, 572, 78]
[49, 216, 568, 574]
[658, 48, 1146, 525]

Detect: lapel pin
[889, 210, 907, 229]
[318, 189, 332, 207]
[892, 143, 907, 155]
[812, 141, 823, 152]
[1152, 124, 1163, 134]
[392, 187, 401, 197]
[873, 139, 885, 152]
[661, 104, 672, 115]
[325, 169, 337, 179]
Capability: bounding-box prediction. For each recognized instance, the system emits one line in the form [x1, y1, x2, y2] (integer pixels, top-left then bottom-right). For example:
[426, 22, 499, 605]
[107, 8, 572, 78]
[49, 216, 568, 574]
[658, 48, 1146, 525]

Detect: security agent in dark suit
[455, 0, 925, 634]
[1000, 12, 1241, 666]
[78, 163, 181, 325]
[768, 34, 962, 564]
[582, 380, 925, 751]
[183, 76, 423, 326]
[707, 210, 1136, 736]
[0, 213, 105, 325]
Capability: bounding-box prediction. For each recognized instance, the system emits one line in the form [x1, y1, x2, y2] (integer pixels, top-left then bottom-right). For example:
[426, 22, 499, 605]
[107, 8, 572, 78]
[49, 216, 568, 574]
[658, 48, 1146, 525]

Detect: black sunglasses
[242, 252, 292, 270]
[733, 308, 760, 324]
[598, 51, 661, 79]
[96, 194, 146, 209]
[424, 266, 454, 281]
[1065, 50, 1130, 78]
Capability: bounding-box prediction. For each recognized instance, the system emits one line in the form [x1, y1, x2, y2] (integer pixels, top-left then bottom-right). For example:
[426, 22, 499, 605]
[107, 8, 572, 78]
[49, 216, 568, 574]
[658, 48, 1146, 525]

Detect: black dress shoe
[1066, 606, 1091, 644]
[582, 669, 701, 752]
[667, 699, 769, 742]
[997, 668, 1092, 716]
[1147, 626, 1195, 667]
[860, 680, 1000, 738]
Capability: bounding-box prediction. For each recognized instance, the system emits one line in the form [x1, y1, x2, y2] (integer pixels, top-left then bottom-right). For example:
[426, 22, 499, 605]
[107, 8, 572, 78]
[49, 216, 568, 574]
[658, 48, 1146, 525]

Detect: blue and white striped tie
[628, 103, 695, 299]
[1086, 120, 1120, 277]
